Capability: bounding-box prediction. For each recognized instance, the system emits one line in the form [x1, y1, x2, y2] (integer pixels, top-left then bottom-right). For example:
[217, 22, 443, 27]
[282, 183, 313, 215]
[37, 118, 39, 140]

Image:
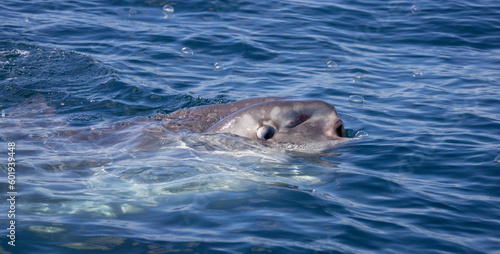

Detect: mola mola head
[206, 98, 347, 151]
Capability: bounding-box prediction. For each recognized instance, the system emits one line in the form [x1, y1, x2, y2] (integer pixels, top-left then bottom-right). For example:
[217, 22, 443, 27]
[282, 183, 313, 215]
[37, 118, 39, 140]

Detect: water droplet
[348, 95, 364, 108]
[355, 130, 369, 138]
[213, 62, 224, 71]
[129, 8, 137, 16]
[413, 71, 423, 78]
[495, 155, 500, 163]
[163, 5, 174, 18]
[326, 60, 337, 70]
[181, 47, 193, 56]
[352, 72, 365, 83]
[411, 5, 421, 14]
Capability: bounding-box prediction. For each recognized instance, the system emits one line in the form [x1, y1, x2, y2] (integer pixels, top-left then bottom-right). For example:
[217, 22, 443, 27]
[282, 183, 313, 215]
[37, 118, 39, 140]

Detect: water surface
[1, 0, 500, 253]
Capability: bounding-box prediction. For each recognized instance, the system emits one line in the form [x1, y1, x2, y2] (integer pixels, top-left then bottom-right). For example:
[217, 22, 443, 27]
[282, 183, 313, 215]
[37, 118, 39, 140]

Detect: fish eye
[256, 125, 275, 140]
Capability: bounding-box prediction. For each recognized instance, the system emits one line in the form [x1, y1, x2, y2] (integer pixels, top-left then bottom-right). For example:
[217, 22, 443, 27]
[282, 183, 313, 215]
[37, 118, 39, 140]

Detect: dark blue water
[1, 0, 500, 253]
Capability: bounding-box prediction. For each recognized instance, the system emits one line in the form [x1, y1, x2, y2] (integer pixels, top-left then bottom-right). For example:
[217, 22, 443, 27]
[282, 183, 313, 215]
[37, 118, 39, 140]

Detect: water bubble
[355, 130, 369, 138]
[181, 47, 193, 56]
[495, 155, 500, 163]
[348, 95, 364, 108]
[352, 72, 365, 83]
[163, 5, 174, 13]
[129, 8, 137, 16]
[163, 5, 174, 18]
[213, 62, 224, 71]
[411, 5, 421, 14]
[326, 60, 337, 70]
[413, 71, 423, 78]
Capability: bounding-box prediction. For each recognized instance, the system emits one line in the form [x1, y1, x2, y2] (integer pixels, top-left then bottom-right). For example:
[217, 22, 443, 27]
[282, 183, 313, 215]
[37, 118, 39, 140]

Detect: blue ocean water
[1, 0, 500, 253]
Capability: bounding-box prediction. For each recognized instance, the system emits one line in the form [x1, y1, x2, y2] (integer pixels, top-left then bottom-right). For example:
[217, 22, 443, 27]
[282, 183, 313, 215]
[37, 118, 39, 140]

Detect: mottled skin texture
[154, 97, 284, 132]
[155, 97, 347, 150]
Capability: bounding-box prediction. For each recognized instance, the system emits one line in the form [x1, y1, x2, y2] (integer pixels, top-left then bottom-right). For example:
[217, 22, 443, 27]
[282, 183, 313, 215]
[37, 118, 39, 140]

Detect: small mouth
[334, 119, 346, 138]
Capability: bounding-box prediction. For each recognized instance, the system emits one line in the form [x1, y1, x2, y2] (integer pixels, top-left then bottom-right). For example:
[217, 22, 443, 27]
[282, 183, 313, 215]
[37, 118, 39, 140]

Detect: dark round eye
[256, 125, 275, 140]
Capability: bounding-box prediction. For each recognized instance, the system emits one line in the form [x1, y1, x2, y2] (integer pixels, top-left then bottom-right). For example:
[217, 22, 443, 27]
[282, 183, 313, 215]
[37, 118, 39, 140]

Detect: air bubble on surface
[181, 47, 193, 56]
[348, 95, 364, 108]
[326, 60, 337, 70]
[163, 5, 174, 18]
[214, 62, 224, 71]
[411, 5, 421, 14]
[355, 130, 369, 138]
[413, 71, 423, 78]
[163, 5, 174, 13]
[352, 72, 365, 83]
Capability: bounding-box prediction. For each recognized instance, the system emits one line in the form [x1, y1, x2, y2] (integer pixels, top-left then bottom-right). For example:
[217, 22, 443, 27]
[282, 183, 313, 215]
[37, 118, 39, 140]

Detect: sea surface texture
[1, 0, 500, 253]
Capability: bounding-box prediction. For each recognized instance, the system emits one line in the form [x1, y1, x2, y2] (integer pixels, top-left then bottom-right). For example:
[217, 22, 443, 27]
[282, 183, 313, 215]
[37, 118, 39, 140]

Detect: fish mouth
[324, 118, 347, 140]
[334, 119, 346, 138]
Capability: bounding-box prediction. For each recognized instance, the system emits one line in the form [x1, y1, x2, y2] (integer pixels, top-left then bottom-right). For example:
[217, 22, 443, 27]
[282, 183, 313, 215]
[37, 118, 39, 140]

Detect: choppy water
[1, 0, 500, 253]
